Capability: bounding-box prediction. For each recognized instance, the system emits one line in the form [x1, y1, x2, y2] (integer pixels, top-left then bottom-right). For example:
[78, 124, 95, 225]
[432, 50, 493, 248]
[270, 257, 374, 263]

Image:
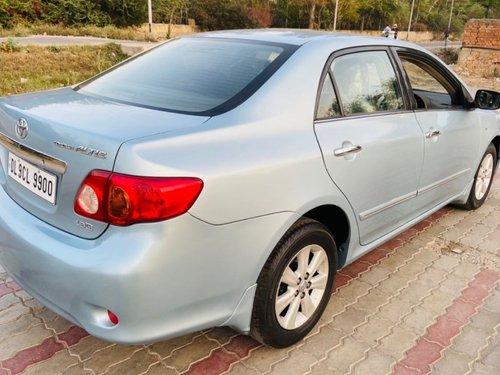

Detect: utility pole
[407, 0, 415, 40]
[447, 0, 455, 32]
[148, 0, 153, 34]
[333, 0, 339, 31]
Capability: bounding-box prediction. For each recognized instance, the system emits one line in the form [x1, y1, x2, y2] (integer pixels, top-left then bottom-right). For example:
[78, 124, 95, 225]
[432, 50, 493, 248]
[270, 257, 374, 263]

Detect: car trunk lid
[0, 88, 209, 239]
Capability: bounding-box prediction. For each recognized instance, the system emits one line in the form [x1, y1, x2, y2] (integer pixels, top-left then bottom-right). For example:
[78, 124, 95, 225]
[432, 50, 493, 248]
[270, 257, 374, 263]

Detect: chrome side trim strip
[359, 191, 417, 221]
[418, 169, 470, 195]
[0, 132, 67, 174]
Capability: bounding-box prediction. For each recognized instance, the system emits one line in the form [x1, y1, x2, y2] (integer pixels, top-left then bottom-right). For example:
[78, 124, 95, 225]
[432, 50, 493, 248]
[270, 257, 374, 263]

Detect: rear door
[314, 48, 424, 245]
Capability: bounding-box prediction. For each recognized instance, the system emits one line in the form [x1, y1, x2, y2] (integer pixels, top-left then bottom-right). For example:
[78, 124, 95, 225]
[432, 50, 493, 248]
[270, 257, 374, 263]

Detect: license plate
[8, 152, 58, 204]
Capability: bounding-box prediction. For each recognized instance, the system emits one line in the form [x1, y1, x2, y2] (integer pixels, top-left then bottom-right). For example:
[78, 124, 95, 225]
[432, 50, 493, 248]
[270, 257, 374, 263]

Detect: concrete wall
[139, 23, 198, 39]
[139, 24, 439, 43]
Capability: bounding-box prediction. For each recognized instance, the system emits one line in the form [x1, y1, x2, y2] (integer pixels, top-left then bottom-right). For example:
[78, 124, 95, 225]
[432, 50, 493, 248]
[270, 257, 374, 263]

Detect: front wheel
[461, 143, 497, 210]
[250, 218, 337, 348]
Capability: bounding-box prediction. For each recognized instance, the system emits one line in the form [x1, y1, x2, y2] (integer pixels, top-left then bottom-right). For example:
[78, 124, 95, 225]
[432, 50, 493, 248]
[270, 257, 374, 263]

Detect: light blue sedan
[0, 30, 499, 348]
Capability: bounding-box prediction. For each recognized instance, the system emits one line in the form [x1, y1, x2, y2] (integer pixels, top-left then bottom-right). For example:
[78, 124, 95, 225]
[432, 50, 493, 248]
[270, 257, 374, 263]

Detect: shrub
[436, 48, 459, 65]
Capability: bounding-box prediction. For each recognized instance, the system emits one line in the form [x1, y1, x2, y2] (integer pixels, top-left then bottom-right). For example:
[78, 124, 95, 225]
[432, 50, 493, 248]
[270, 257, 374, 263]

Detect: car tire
[461, 143, 497, 210]
[250, 218, 337, 348]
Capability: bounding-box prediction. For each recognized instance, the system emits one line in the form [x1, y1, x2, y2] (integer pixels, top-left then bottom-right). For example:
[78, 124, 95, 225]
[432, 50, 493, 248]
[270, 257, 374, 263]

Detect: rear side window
[330, 51, 404, 115]
[78, 38, 296, 115]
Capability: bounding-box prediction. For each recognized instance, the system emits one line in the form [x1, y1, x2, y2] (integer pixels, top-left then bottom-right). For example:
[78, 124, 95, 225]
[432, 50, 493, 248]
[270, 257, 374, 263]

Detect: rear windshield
[77, 38, 296, 115]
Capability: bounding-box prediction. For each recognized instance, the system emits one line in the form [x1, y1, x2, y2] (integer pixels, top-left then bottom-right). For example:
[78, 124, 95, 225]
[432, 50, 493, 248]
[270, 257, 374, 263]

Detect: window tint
[317, 75, 340, 119]
[400, 59, 454, 109]
[331, 51, 404, 115]
[78, 38, 293, 115]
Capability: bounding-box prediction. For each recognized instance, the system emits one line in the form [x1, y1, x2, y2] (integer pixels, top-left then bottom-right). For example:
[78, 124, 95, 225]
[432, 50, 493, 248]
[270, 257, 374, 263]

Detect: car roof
[193, 28, 422, 50]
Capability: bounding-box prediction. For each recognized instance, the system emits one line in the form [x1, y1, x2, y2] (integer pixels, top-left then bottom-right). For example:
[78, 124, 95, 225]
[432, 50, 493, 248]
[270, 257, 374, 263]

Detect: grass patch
[0, 24, 157, 42]
[0, 43, 128, 96]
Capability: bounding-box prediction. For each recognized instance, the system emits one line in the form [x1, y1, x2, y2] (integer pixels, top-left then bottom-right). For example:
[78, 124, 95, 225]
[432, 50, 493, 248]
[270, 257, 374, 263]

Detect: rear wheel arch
[492, 136, 500, 165]
[303, 205, 351, 268]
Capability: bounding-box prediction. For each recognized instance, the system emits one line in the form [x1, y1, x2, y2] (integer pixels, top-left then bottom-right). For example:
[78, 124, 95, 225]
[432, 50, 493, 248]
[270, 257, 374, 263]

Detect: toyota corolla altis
[1, 30, 499, 348]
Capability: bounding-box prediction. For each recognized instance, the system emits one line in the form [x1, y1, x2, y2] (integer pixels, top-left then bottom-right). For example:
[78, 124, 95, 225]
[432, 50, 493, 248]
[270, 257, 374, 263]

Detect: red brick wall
[458, 19, 500, 77]
[462, 19, 500, 49]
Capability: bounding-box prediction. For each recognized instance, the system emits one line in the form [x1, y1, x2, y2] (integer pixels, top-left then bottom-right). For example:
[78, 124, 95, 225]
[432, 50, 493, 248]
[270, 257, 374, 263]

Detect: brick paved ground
[1, 173, 499, 375]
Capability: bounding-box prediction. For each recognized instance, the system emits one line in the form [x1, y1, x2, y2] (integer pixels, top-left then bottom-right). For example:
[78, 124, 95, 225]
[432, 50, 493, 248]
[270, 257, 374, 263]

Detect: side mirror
[474, 89, 500, 110]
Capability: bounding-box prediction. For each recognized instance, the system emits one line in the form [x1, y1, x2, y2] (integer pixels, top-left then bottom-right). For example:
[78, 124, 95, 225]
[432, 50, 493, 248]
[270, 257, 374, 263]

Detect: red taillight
[74, 170, 203, 226]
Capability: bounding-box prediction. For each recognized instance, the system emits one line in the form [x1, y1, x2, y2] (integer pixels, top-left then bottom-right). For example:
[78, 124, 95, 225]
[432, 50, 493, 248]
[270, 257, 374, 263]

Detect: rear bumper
[0, 186, 296, 344]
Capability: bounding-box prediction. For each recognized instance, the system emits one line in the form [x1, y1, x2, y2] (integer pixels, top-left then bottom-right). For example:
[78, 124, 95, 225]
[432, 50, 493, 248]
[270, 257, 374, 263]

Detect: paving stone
[419, 289, 457, 315]
[105, 348, 159, 375]
[61, 364, 94, 375]
[13, 290, 33, 303]
[351, 349, 394, 375]
[0, 303, 31, 325]
[469, 362, 499, 375]
[322, 337, 369, 374]
[396, 262, 427, 281]
[308, 361, 340, 374]
[353, 288, 391, 313]
[0, 313, 42, 340]
[477, 334, 500, 368]
[377, 274, 409, 295]
[320, 296, 349, 324]
[0, 293, 21, 311]
[432, 349, 473, 375]
[483, 289, 500, 312]
[450, 325, 490, 357]
[240, 345, 290, 373]
[377, 325, 418, 360]
[329, 306, 368, 334]
[420, 224, 448, 237]
[451, 261, 483, 281]
[83, 345, 141, 374]
[22, 350, 79, 375]
[162, 334, 218, 373]
[356, 267, 391, 287]
[270, 348, 317, 375]
[334, 280, 372, 304]
[400, 306, 437, 334]
[409, 249, 441, 266]
[143, 363, 177, 375]
[226, 362, 259, 375]
[469, 308, 500, 331]
[431, 256, 460, 271]
[204, 327, 238, 346]
[67, 335, 114, 362]
[397, 281, 434, 305]
[0, 323, 54, 360]
[437, 274, 468, 296]
[300, 325, 344, 360]
[148, 332, 200, 359]
[352, 315, 392, 346]
[377, 296, 413, 324]
[377, 252, 410, 272]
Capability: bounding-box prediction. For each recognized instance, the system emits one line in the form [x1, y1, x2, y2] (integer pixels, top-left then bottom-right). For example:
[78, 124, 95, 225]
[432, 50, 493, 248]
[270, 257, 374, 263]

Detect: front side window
[331, 51, 404, 115]
[400, 57, 457, 109]
[78, 38, 295, 115]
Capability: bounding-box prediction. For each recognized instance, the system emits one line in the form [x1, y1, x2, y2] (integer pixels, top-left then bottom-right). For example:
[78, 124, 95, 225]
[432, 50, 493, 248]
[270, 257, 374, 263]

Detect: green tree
[190, 0, 257, 30]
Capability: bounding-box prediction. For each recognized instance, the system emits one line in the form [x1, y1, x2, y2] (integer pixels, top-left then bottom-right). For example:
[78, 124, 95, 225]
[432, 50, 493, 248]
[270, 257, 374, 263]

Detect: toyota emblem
[15, 118, 29, 140]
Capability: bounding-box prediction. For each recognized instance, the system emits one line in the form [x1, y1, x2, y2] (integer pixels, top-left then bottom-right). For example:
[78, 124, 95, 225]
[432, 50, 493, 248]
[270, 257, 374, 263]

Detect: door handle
[425, 129, 441, 138]
[334, 144, 362, 157]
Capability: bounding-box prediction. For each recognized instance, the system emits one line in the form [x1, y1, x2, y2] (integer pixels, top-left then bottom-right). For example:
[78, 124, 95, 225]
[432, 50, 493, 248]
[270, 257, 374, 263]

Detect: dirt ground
[451, 65, 500, 92]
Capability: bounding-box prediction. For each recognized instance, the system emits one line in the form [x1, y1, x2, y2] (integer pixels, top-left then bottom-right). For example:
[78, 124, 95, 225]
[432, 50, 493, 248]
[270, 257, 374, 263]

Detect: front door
[397, 52, 480, 213]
